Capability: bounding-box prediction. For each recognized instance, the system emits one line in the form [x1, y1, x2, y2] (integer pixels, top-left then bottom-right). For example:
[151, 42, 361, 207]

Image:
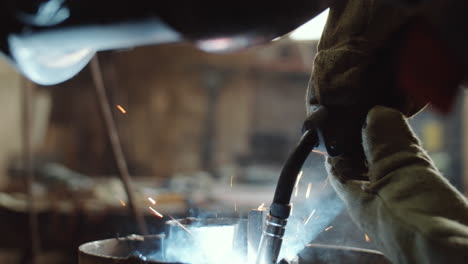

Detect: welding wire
[325, 226, 334, 231]
[22, 79, 40, 263]
[303, 209, 316, 225]
[148, 197, 156, 205]
[305, 183, 312, 199]
[90, 56, 148, 235]
[294, 171, 303, 197]
[116, 104, 127, 114]
[365, 233, 371, 242]
[168, 215, 192, 235]
[149, 206, 164, 218]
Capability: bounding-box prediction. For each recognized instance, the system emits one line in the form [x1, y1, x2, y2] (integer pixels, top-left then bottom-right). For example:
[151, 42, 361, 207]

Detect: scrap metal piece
[248, 208, 268, 262]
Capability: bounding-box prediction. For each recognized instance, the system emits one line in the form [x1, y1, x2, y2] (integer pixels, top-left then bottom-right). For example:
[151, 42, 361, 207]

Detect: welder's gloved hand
[327, 106, 468, 264]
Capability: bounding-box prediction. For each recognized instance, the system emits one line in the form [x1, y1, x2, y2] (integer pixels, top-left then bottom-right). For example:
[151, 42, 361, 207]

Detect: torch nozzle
[255, 214, 287, 264]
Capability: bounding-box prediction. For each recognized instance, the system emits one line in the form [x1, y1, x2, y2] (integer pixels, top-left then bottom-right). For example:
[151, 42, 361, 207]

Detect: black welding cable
[270, 106, 327, 219]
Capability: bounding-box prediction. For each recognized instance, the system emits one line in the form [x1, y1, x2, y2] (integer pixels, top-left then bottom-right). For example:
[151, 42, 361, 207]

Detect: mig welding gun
[255, 103, 372, 264]
[256, 98, 423, 264]
[255, 105, 328, 264]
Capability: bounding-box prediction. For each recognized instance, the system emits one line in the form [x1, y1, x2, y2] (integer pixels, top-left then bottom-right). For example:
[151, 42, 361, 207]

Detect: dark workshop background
[0, 36, 466, 262]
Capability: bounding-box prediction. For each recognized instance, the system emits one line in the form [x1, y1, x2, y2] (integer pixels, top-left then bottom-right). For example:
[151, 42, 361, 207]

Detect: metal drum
[79, 217, 390, 264]
[79, 235, 175, 264]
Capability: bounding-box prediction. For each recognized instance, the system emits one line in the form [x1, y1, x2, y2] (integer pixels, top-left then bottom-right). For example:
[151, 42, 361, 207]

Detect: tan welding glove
[327, 106, 468, 264]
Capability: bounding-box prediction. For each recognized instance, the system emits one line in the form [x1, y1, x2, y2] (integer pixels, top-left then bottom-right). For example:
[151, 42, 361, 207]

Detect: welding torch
[256, 105, 329, 264]
[255, 98, 410, 264]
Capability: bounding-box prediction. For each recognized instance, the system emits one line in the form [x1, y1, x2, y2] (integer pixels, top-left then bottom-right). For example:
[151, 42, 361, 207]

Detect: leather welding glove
[326, 106, 468, 264]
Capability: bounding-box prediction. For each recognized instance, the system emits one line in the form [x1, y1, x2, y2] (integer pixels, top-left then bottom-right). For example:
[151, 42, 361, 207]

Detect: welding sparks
[324, 225, 334, 231]
[365, 233, 371, 242]
[290, 203, 294, 216]
[312, 149, 328, 156]
[303, 209, 316, 225]
[168, 215, 192, 235]
[294, 171, 303, 197]
[234, 202, 237, 212]
[116, 104, 127, 114]
[320, 176, 329, 190]
[119, 200, 126, 207]
[258, 203, 265, 210]
[148, 197, 156, 205]
[306, 183, 312, 199]
[230, 175, 234, 188]
[149, 206, 164, 218]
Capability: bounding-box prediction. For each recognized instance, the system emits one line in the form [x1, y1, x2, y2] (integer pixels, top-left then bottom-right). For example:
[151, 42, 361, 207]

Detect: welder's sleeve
[327, 106, 468, 264]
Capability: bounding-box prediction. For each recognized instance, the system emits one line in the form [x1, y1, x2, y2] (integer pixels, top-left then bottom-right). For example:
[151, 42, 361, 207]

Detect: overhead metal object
[0, 0, 331, 85]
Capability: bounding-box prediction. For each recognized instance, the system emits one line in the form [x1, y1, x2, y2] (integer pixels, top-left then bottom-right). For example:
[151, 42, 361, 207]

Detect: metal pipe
[21, 78, 41, 263]
[89, 55, 148, 235]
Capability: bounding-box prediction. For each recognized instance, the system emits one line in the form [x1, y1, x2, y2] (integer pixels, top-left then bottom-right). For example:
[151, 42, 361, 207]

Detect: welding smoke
[279, 156, 344, 261]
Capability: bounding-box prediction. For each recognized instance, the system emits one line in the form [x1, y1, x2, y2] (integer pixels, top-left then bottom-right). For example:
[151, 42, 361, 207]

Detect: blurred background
[0, 10, 466, 264]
